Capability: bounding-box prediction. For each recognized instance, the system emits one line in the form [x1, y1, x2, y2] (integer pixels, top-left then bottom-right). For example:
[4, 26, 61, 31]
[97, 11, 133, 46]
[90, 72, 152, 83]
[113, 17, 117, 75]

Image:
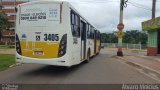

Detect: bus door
[80, 21, 87, 60]
[94, 30, 97, 54]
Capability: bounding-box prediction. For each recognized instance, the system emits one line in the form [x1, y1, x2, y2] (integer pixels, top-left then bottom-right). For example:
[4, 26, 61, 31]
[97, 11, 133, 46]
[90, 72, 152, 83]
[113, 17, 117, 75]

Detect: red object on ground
[118, 47, 122, 52]
[147, 47, 157, 56]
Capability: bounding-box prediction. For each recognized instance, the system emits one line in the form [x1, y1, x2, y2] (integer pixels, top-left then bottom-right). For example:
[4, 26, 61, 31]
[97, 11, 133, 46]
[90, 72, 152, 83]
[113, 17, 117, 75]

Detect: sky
[67, 0, 160, 33]
[19, 0, 160, 33]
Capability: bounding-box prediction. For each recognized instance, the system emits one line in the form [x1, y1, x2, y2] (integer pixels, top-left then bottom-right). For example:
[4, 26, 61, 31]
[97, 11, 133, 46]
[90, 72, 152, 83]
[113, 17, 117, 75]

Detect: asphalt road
[0, 48, 159, 84]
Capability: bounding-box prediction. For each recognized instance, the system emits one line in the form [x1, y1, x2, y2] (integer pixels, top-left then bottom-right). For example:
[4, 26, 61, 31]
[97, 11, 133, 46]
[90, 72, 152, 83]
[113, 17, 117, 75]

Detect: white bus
[16, 0, 101, 67]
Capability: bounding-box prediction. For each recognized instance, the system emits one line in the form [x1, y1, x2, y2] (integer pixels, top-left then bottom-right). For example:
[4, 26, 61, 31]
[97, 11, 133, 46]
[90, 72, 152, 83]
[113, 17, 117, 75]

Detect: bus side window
[75, 15, 80, 36]
[71, 11, 80, 37]
[90, 27, 94, 39]
[96, 30, 98, 39]
[71, 13, 75, 34]
[86, 24, 89, 38]
[87, 25, 91, 38]
[97, 31, 99, 39]
[98, 32, 100, 40]
[90, 27, 92, 39]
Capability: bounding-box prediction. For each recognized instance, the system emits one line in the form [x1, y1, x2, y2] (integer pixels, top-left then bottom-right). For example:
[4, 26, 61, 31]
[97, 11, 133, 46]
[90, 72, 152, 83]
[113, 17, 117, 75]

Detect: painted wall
[148, 30, 157, 47]
[147, 30, 158, 55]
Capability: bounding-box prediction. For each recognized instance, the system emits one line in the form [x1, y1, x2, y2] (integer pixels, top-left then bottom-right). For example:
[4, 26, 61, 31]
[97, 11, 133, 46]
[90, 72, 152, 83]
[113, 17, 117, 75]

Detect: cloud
[68, 0, 160, 33]
[29, 0, 160, 32]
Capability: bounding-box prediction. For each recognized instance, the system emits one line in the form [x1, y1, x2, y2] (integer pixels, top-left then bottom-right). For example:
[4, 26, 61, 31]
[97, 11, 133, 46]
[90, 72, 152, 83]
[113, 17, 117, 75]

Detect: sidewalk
[0, 49, 15, 54]
[138, 55, 160, 62]
[116, 55, 160, 81]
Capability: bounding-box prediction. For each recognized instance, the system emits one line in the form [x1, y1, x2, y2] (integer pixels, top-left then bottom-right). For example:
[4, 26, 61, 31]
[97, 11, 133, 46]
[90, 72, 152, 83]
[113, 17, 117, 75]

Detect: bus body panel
[16, 1, 73, 66]
[16, 1, 100, 67]
[16, 52, 71, 66]
[96, 40, 101, 53]
[90, 39, 95, 56]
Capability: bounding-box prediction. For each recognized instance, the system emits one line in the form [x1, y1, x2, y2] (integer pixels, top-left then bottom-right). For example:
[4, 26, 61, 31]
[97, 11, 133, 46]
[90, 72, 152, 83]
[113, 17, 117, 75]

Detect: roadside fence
[0, 42, 15, 46]
[103, 43, 147, 50]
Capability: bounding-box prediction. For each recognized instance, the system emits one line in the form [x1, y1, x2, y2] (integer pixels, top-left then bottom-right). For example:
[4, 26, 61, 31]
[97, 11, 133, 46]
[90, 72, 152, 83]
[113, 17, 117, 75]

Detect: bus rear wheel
[85, 50, 90, 63]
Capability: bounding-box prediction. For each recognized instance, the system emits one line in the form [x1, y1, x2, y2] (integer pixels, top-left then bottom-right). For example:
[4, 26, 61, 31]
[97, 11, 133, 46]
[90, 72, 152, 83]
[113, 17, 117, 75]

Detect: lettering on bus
[49, 8, 58, 18]
[21, 12, 46, 21]
[36, 35, 41, 41]
[44, 34, 59, 41]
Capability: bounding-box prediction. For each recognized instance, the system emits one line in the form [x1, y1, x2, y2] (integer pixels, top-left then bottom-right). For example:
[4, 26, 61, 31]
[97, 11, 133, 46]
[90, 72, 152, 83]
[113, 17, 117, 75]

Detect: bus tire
[85, 50, 90, 63]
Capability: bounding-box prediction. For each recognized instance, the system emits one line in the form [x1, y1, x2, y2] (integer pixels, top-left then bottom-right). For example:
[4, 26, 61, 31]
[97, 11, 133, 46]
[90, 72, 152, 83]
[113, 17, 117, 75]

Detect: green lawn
[124, 48, 147, 52]
[0, 54, 15, 71]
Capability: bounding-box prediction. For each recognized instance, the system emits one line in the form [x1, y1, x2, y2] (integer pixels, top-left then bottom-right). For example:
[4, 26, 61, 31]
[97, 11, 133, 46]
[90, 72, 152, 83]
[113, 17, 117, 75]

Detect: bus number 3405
[44, 34, 59, 41]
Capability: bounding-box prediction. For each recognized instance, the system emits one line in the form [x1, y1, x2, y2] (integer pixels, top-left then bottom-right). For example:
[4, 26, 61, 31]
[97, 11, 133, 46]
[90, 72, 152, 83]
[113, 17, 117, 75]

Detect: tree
[101, 30, 148, 44]
[123, 30, 147, 44]
[0, 3, 12, 44]
[0, 12, 9, 30]
[0, 2, 10, 30]
[139, 32, 148, 44]
[101, 33, 107, 43]
[101, 32, 118, 43]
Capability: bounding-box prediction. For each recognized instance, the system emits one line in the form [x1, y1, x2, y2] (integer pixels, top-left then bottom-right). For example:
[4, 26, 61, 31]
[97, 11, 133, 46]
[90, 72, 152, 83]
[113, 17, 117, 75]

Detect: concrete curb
[137, 55, 160, 63]
[9, 63, 22, 68]
[116, 56, 160, 81]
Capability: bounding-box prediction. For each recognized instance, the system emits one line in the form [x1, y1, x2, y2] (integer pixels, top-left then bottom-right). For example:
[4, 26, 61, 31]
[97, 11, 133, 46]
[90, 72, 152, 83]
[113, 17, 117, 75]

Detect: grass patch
[0, 54, 15, 71]
[124, 48, 147, 52]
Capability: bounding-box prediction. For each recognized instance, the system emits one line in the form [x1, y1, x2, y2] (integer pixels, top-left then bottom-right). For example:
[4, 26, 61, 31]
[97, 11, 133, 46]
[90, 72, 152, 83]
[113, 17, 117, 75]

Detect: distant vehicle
[101, 44, 104, 49]
[15, 0, 101, 67]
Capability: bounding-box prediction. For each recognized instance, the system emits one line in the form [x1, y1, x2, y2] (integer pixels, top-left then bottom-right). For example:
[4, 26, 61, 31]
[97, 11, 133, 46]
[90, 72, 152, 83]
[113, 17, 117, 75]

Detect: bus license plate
[34, 51, 43, 55]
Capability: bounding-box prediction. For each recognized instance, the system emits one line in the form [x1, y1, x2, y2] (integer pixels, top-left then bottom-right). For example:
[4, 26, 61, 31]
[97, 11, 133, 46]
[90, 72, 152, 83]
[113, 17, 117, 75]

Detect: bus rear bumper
[16, 54, 71, 67]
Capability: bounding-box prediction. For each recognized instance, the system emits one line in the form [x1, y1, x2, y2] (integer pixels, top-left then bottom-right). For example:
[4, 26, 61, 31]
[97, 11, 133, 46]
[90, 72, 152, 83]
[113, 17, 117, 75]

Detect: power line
[128, 1, 152, 11]
[129, 0, 151, 7]
[70, 0, 155, 11]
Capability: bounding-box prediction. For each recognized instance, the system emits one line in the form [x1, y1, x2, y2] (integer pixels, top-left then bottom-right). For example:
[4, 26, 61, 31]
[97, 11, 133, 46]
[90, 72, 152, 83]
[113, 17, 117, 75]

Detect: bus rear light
[16, 34, 22, 55]
[61, 41, 65, 45]
[58, 34, 67, 57]
[15, 7, 18, 13]
[60, 46, 64, 50]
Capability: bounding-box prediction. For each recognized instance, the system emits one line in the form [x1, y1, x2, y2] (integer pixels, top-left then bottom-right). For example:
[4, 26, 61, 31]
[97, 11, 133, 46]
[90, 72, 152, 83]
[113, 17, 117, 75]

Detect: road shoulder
[114, 55, 160, 82]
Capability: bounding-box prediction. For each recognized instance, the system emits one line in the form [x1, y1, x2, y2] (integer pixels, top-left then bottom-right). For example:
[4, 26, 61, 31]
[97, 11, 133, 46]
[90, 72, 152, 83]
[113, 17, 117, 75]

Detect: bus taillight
[16, 34, 22, 55]
[58, 34, 67, 57]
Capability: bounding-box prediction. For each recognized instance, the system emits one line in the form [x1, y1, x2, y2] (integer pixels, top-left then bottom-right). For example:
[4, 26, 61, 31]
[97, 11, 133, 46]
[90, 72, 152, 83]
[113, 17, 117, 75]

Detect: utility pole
[117, 0, 128, 56]
[117, 0, 125, 56]
[119, 0, 124, 24]
[152, 0, 156, 19]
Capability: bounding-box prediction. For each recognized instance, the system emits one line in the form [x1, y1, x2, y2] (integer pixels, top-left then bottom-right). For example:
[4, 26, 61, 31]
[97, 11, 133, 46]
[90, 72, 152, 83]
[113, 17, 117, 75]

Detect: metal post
[152, 0, 156, 19]
[117, 0, 124, 56]
[140, 44, 141, 50]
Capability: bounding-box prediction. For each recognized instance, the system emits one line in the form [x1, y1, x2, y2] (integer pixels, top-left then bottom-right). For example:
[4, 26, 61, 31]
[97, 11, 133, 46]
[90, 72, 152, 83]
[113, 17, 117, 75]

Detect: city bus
[15, 0, 101, 67]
